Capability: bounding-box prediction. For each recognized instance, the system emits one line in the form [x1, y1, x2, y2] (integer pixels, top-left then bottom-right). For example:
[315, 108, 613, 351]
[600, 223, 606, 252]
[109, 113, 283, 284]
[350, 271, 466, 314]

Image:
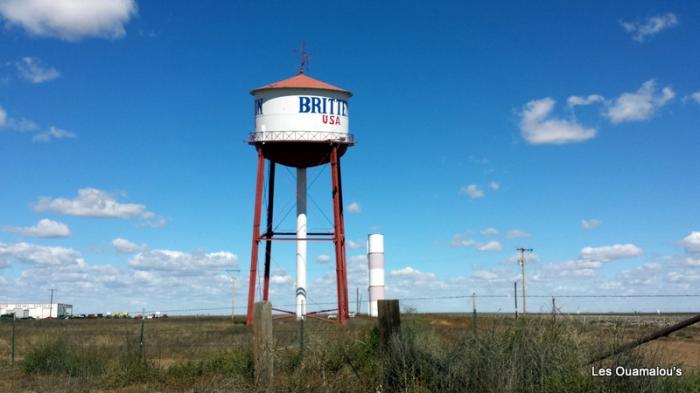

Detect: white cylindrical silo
[296, 168, 307, 319]
[367, 234, 385, 317]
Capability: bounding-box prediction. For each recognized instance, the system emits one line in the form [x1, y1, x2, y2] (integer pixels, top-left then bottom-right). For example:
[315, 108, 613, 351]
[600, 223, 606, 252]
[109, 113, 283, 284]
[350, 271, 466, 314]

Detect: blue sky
[1, 0, 699, 314]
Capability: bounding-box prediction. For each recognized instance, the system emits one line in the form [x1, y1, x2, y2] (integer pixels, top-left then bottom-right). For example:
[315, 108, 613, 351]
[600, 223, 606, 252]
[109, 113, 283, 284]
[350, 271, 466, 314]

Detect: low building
[0, 303, 73, 319]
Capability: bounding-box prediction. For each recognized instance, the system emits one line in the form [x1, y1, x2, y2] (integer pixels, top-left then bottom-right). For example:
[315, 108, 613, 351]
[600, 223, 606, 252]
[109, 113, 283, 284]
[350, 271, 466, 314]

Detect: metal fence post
[11, 314, 16, 364]
[299, 318, 305, 359]
[139, 316, 145, 361]
[472, 291, 477, 337]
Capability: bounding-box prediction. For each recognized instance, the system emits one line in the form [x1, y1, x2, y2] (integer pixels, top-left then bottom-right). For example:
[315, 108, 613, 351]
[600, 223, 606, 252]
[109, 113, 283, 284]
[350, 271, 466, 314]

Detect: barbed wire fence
[2, 293, 700, 366]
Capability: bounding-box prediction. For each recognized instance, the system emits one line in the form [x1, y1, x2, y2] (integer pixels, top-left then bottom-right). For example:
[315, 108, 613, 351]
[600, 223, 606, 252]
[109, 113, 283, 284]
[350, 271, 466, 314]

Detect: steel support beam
[246, 148, 266, 326]
[262, 161, 276, 301]
[330, 145, 350, 324]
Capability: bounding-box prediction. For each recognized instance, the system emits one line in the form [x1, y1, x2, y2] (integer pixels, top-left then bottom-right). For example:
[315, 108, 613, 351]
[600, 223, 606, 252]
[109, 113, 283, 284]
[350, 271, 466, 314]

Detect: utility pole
[516, 248, 533, 315]
[226, 269, 240, 322]
[514, 281, 518, 320]
[356, 287, 359, 316]
[48, 288, 57, 318]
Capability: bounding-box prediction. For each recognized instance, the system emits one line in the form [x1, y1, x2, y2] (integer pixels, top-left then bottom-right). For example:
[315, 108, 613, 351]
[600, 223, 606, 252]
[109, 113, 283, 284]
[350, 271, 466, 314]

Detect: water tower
[245, 69, 354, 325]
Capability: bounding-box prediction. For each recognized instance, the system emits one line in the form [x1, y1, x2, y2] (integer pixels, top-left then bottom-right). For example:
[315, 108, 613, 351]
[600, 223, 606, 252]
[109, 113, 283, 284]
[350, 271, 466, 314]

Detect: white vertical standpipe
[367, 234, 385, 317]
[296, 168, 307, 319]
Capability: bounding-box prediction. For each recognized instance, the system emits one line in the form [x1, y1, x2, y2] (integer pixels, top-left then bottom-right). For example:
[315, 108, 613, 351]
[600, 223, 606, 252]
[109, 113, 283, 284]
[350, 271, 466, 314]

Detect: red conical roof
[251, 72, 351, 96]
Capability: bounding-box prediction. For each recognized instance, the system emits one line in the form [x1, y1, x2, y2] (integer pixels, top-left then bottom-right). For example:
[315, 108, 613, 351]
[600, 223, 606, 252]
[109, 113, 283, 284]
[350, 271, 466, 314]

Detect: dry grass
[0, 314, 698, 392]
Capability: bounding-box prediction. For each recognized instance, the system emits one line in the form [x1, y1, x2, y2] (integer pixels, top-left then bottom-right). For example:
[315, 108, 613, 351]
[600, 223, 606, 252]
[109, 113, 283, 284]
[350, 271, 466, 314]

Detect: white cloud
[459, 184, 484, 199]
[270, 268, 292, 285]
[681, 231, 700, 254]
[346, 202, 361, 214]
[2, 218, 70, 238]
[507, 252, 540, 264]
[480, 227, 499, 237]
[347, 240, 363, 250]
[477, 241, 502, 252]
[0, 242, 83, 266]
[112, 237, 146, 254]
[0, 105, 40, 132]
[0, 0, 138, 41]
[34, 188, 163, 226]
[605, 80, 674, 124]
[128, 249, 237, 272]
[506, 229, 530, 239]
[316, 254, 331, 264]
[547, 244, 642, 278]
[691, 92, 700, 105]
[16, 57, 60, 83]
[580, 244, 643, 261]
[450, 234, 503, 253]
[520, 98, 597, 144]
[667, 270, 700, 284]
[32, 126, 76, 142]
[581, 219, 602, 230]
[472, 270, 498, 281]
[567, 94, 604, 108]
[389, 267, 439, 284]
[0, 106, 6, 127]
[489, 181, 500, 191]
[621, 13, 678, 42]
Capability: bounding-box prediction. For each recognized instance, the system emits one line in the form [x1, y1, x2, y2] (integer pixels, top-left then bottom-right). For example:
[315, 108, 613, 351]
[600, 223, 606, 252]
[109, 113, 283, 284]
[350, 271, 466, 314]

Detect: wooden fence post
[253, 301, 273, 391]
[378, 300, 400, 350]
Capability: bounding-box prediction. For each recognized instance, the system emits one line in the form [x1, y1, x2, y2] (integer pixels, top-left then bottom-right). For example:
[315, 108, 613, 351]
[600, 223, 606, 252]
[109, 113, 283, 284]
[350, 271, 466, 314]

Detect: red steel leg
[336, 154, 350, 322]
[330, 145, 349, 325]
[262, 161, 276, 301]
[246, 147, 266, 326]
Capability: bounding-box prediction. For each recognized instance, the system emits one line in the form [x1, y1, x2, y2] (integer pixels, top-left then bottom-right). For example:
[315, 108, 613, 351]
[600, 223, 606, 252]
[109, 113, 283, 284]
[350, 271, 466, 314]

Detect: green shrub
[22, 338, 104, 377]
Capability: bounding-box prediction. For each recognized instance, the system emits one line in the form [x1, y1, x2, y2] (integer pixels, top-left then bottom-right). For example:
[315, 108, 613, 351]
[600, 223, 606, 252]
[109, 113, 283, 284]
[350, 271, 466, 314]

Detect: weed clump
[22, 338, 104, 377]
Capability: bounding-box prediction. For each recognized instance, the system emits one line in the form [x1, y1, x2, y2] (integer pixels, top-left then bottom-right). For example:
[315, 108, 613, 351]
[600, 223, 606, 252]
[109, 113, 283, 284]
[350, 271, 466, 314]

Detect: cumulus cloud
[0, 105, 40, 133]
[480, 228, 499, 237]
[691, 92, 700, 105]
[580, 244, 643, 261]
[473, 270, 499, 281]
[112, 237, 146, 254]
[389, 267, 440, 284]
[16, 57, 60, 83]
[489, 181, 500, 191]
[567, 94, 604, 108]
[621, 13, 678, 42]
[547, 244, 642, 278]
[605, 80, 674, 124]
[451, 234, 503, 252]
[346, 202, 361, 214]
[459, 184, 484, 199]
[477, 241, 503, 252]
[0, 242, 83, 266]
[128, 249, 237, 272]
[581, 219, 602, 230]
[34, 188, 164, 227]
[316, 254, 331, 264]
[681, 231, 700, 254]
[506, 229, 530, 239]
[520, 98, 597, 144]
[347, 240, 363, 250]
[2, 218, 70, 238]
[0, 0, 138, 41]
[32, 126, 76, 142]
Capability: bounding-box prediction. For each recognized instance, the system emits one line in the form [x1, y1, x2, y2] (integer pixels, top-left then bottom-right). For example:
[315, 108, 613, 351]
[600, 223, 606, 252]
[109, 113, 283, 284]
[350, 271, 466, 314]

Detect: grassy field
[0, 313, 699, 392]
